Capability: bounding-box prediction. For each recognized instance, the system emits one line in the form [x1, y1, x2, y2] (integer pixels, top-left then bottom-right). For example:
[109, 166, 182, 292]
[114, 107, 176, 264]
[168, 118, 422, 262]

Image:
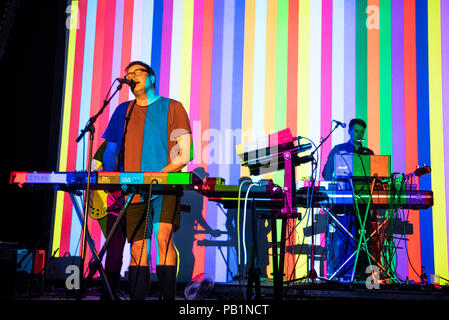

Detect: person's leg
[128, 239, 150, 300]
[155, 222, 177, 300]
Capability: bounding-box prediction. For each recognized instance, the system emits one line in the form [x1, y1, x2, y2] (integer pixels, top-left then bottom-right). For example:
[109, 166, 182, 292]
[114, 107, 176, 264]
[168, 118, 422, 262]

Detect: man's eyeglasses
[125, 68, 148, 80]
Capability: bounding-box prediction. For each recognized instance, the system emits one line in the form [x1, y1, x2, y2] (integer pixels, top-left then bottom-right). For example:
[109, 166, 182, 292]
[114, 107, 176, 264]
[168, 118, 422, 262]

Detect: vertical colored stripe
[355, 0, 367, 122]
[332, 0, 345, 146]
[252, 0, 267, 140]
[391, 0, 408, 278]
[295, 0, 310, 278]
[130, 0, 144, 63]
[209, 0, 225, 281]
[264, 0, 276, 136]
[141, 0, 154, 65]
[274, 0, 288, 135]
[179, 0, 194, 115]
[319, 0, 333, 278]
[169, 0, 183, 100]
[151, 0, 163, 92]
[240, 0, 255, 180]
[229, 0, 245, 187]
[309, 0, 322, 274]
[343, 0, 356, 140]
[159, 0, 173, 96]
[379, 0, 392, 156]
[416, 0, 435, 276]
[188, 0, 204, 171]
[428, 0, 449, 281]
[440, 0, 449, 273]
[200, 0, 214, 277]
[219, 0, 236, 281]
[109, 0, 125, 115]
[320, 0, 333, 176]
[366, 0, 380, 154]
[286, 0, 298, 138]
[118, 0, 134, 104]
[53, 0, 80, 256]
[403, 0, 421, 282]
[285, 0, 299, 279]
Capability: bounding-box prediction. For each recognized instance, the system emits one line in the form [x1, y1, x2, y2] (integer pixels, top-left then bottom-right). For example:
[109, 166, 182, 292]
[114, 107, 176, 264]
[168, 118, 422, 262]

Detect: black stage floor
[11, 277, 449, 302]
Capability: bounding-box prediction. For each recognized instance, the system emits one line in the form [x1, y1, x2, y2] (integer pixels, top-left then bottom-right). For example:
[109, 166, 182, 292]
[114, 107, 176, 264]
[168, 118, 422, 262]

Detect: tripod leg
[82, 193, 135, 299]
[69, 193, 114, 299]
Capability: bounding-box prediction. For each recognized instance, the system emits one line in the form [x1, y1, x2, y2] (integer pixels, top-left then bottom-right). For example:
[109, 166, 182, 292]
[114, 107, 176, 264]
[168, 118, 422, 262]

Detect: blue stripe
[206, 0, 226, 281]
[151, 0, 164, 93]
[415, 0, 435, 275]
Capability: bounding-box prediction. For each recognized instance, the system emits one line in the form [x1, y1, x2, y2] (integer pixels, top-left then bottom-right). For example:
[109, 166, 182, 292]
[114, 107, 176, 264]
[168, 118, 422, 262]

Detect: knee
[157, 233, 171, 252]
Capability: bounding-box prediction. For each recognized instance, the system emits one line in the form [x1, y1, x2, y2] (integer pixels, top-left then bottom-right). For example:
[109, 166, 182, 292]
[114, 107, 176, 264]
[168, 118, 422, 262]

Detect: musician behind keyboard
[322, 118, 374, 181]
[321, 118, 375, 282]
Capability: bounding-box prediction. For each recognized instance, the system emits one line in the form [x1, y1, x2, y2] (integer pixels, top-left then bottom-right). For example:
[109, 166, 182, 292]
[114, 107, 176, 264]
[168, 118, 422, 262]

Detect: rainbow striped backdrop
[54, 0, 448, 283]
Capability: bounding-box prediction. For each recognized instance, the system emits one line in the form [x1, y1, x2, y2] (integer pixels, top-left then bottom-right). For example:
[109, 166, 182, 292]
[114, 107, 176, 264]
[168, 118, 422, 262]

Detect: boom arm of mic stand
[76, 82, 124, 143]
[310, 123, 340, 158]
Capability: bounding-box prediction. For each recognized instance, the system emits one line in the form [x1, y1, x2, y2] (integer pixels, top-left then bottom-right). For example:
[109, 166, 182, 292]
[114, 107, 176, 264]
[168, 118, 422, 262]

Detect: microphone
[116, 77, 136, 88]
[333, 120, 347, 128]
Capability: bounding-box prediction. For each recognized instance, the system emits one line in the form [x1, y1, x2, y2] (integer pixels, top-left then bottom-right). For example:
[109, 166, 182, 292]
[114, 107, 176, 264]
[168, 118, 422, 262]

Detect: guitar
[88, 190, 123, 220]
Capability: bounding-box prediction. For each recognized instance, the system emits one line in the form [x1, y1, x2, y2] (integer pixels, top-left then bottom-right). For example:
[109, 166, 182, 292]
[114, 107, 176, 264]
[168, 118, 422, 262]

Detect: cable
[242, 183, 258, 267]
[236, 179, 252, 269]
[236, 179, 252, 299]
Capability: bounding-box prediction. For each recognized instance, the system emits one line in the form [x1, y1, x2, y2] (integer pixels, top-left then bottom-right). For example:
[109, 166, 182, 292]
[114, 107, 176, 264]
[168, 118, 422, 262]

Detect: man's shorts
[125, 194, 181, 243]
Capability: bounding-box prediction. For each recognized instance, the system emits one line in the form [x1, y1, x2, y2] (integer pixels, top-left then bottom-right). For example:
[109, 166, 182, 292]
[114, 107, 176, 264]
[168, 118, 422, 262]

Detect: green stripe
[379, 0, 393, 156]
[356, 0, 368, 122]
[273, 0, 289, 187]
[274, 0, 289, 132]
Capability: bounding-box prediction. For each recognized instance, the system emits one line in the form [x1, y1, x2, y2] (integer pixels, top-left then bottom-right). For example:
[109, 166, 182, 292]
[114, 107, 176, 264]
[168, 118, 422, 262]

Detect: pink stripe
[159, 0, 173, 96]
[187, 0, 204, 172]
[441, 0, 449, 269]
[320, 0, 333, 174]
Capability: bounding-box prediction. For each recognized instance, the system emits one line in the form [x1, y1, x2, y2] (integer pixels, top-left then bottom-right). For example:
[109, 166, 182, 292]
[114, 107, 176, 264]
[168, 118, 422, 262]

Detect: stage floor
[12, 277, 449, 301]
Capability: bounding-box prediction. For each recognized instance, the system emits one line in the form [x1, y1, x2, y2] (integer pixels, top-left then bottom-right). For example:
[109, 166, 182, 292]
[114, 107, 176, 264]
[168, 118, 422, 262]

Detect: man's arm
[102, 141, 120, 171]
[164, 133, 192, 173]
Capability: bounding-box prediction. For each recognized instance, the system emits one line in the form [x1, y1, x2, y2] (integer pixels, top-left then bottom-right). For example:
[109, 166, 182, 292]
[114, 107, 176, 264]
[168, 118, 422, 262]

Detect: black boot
[128, 266, 150, 300]
[156, 265, 177, 300]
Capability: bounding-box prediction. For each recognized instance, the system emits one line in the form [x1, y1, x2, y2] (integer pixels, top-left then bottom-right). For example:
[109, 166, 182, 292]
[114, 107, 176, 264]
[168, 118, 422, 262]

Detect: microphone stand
[306, 122, 341, 282]
[75, 80, 125, 300]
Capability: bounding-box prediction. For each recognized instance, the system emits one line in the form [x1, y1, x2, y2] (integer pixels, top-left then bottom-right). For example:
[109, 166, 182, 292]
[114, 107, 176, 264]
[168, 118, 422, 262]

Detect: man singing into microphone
[101, 61, 193, 300]
[322, 118, 373, 180]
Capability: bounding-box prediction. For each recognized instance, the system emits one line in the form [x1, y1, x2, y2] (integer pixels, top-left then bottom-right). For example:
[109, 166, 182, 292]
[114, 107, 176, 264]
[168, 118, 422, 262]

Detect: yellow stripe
[52, 1, 79, 256]
[240, 0, 256, 177]
[295, 0, 311, 278]
[179, 0, 194, 115]
[179, 0, 194, 173]
[428, 0, 448, 281]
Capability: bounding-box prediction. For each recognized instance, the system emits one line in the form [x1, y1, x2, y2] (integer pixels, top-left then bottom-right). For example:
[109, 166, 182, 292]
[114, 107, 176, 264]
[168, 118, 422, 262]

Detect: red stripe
[81, 0, 108, 265]
[188, 0, 204, 277]
[403, 0, 421, 282]
[191, 0, 214, 278]
[59, 0, 88, 257]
